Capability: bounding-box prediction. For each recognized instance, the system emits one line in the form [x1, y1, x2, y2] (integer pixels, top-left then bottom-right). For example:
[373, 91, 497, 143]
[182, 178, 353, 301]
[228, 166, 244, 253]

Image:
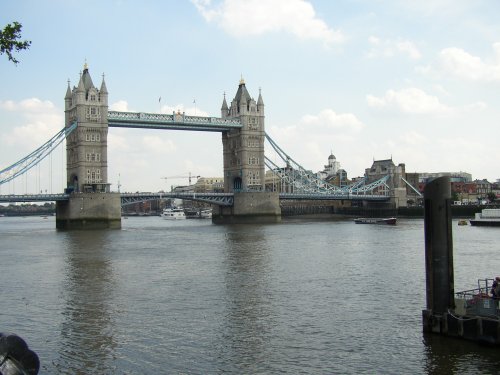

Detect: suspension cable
[0, 122, 77, 186]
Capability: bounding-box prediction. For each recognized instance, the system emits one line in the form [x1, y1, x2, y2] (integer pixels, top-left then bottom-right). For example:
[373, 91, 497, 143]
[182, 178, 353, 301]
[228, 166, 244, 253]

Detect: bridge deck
[0, 194, 70, 203]
[108, 111, 242, 132]
[0, 192, 389, 205]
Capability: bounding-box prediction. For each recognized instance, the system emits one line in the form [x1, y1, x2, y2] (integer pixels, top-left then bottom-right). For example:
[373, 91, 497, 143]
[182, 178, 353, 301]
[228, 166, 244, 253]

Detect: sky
[1, 0, 500, 194]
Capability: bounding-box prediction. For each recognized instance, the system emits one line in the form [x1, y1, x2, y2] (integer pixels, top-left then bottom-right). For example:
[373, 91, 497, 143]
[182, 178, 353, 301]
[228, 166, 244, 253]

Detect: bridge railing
[108, 111, 242, 129]
[0, 193, 70, 203]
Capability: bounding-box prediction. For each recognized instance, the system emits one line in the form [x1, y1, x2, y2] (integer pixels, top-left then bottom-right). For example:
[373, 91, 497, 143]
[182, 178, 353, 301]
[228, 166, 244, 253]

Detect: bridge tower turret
[64, 63, 109, 193]
[222, 77, 265, 193]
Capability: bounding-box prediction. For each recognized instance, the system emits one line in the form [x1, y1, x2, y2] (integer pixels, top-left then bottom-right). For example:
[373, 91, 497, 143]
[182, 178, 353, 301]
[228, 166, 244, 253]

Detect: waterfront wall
[280, 201, 490, 218]
[56, 192, 121, 229]
[213, 191, 281, 223]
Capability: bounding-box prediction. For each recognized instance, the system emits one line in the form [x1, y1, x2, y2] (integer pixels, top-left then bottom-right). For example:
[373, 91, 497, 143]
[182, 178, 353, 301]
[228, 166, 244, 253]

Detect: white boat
[470, 208, 500, 227]
[161, 207, 186, 220]
[200, 209, 212, 219]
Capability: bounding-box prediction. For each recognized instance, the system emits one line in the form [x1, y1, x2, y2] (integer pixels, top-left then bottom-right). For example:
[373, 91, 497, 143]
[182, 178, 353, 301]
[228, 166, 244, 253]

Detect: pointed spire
[100, 73, 108, 94]
[76, 71, 85, 92]
[257, 87, 264, 107]
[221, 91, 228, 110]
[81, 67, 94, 90]
[65, 79, 72, 99]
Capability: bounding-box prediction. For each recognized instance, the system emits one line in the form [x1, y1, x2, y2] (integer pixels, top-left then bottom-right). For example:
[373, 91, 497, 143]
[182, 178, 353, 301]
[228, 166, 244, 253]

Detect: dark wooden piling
[422, 176, 455, 334]
[423, 176, 454, 315]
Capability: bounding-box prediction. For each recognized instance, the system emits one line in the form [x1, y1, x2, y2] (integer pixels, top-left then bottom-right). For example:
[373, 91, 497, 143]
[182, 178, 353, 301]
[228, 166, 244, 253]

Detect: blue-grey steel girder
[265, 134, 346, 194]
[108, 111, 242, 132]
[0, 190, 389, 204]
[120, 192, 234, 206]
[264, 133, 391, 197]
[0, 193, 70, 203]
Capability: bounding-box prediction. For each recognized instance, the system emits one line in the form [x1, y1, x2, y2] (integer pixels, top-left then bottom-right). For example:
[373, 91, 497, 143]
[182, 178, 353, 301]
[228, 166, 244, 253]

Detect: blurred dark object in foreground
[0, 333, 39, 375]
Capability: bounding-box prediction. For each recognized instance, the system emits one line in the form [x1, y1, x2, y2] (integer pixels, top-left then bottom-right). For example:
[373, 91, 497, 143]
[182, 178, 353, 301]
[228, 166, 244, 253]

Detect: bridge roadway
[107, 111, 242, 132]
[0, 191, 390, 206]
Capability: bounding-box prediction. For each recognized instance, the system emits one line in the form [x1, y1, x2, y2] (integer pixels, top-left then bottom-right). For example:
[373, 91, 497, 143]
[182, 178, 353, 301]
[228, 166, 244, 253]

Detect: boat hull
[354, 217, 397, 225]
[470, 209, 500, 227]
[470, 220, 500, 227]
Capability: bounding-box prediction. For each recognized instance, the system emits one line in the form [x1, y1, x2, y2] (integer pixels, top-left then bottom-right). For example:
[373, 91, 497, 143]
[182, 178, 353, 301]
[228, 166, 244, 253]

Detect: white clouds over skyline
[0, 98, 63, 149]
[439, 43, 500, 82]
[366, 88, 453, 115]
[367, 36, 421, 60]
[300, 109, 364, 133]
[192, 0, 344, 45]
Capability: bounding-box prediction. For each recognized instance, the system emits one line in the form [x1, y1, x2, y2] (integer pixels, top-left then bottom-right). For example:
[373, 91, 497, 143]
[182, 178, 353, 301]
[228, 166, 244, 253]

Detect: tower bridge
[0, 65, 395, 229]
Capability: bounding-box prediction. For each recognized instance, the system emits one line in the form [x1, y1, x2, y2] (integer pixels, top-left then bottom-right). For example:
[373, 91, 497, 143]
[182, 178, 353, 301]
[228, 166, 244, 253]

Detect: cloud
[400, 131, 427, 145]
[110, 100, 131, 111]
[267, 108, 365, 173]
[300, 109, 364, 132]
[439, 43, 500, 82]
[0, 98, 63, 148]
[0, 98, 56, 113]
[107, 132, 130, 152]
[463, 101, 487, 112]
[367, 87, 452, 115]
[192, 0, 344, 45]
[367, 36, 421, 60]
[160, 104, 209, 117]
[141, 135, 177, 154]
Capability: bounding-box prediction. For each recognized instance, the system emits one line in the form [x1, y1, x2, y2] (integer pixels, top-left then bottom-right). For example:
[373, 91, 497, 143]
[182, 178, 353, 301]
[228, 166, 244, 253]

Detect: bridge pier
[56, 193, 121, 229]
[212, 191, 281, 224]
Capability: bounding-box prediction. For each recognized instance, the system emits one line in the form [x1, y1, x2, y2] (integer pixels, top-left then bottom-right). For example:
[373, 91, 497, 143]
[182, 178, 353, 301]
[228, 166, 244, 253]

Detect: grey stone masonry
[65, 63, 109, 193]
[221, 78, 265, 193]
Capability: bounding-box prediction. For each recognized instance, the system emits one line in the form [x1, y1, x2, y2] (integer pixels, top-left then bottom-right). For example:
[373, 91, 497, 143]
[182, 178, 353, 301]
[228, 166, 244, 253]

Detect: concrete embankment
[281, 201, 492, 219]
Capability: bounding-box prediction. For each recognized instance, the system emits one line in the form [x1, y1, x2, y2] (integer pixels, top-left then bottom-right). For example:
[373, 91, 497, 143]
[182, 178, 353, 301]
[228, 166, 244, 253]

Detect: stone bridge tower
[216, 78, 280, 223]
[64, 63, 109, 193]
[221, 78, 265, 192]
[57, 64, 120, 229]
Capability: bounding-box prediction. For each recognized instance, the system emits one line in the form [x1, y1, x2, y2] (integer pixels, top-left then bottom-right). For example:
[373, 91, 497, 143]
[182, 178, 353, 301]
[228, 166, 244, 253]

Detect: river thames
[1, 215, 499, 374]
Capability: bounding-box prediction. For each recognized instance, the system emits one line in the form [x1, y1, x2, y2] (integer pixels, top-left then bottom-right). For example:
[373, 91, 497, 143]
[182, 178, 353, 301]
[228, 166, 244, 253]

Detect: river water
[1, 216, 499, 374]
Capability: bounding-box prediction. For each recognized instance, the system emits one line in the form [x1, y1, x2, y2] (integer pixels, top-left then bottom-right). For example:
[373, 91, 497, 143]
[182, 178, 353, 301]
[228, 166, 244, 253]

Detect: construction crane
[161, 172, 200, 186]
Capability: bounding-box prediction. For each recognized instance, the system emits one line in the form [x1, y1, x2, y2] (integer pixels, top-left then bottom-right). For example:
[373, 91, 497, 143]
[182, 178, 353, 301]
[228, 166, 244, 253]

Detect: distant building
[265, 166, 295, 193]
[326, 169, 349, 188]
[365, 158, 407, 207]
[417, 173, 494, 204]
[194, 177, 224, 193]
[404, 172, 421, 204]
[492, 181, 500, 200]
[317, 152, 350, 188]
[474, 179, 492, 200]
[418, 172, 472, 183]
[318, 153, 341, 179]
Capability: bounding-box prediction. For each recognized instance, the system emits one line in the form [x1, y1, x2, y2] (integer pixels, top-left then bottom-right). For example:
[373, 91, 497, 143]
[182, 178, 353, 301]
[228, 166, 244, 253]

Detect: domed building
[317, 151, 349, 187]
[324, 153, 341, 177]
